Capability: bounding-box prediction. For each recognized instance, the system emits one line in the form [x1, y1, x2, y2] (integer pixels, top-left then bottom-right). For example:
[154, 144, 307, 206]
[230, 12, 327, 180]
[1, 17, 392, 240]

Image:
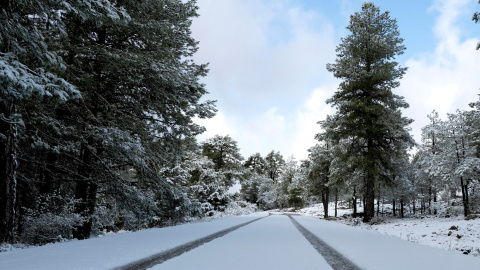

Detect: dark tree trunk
[364, 170, 375, 222]
[400, 198, 404, 218]
[0, 101, 17, 243]
[321, 186, 330, 219]
[460, 176, 470, 217]
[392, 199, 396, 216]
[73, 142, 97, 240]
[376, 186, 380, 217]
[352, 188, 357, 218]
[334, 188, 338, 218]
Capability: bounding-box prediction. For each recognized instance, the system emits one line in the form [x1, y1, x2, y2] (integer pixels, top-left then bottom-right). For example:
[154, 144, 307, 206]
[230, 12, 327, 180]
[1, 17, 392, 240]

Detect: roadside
[286, 202, 480, 257]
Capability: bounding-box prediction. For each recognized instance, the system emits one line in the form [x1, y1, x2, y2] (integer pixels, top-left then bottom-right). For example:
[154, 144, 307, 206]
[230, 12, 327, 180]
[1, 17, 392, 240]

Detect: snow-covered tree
[202, 135, 244, 188]
[265, 150, 285, 183]
[418, 107, 480, 216]
[0, 0, 83, 243]
[202, 135, 243, 171]
[277, 156, 298, 208]
[322, 2, 414, 222]
[56, 0, 216, 239]
[307, 143, 332, 218]
[244, 153, 267, 175]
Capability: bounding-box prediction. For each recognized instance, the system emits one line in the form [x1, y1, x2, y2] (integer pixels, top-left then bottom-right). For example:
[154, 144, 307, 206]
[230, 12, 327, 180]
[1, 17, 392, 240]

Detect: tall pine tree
[322, 2, 414, 222]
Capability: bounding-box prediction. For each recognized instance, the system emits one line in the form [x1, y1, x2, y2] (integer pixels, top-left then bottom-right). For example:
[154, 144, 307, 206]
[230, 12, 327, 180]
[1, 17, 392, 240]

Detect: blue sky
[192, 0, 480, 161]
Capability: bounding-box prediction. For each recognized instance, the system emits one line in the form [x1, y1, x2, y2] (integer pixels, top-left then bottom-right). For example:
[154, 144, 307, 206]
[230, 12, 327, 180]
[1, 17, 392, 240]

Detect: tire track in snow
[112, 215, 268, 270]
[287, 215, 362, 270]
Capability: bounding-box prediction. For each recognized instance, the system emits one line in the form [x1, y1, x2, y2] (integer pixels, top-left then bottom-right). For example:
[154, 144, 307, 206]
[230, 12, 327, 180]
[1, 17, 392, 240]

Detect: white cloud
[290, 87, 334, 160]
[398, 0, 480, 144]
[195, 111, 236, 142]
[192, 0, 338, 160]
[192, 0, 336, 112]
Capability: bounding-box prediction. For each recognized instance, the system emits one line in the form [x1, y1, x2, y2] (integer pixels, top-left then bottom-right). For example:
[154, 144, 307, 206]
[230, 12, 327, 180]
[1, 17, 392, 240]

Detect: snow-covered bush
[20, 195, 86, 245]
[208, 201, 258, 218]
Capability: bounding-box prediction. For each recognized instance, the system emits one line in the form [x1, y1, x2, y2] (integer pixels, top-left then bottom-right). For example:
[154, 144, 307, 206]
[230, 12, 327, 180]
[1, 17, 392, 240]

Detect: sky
[192, 0, 480, 161]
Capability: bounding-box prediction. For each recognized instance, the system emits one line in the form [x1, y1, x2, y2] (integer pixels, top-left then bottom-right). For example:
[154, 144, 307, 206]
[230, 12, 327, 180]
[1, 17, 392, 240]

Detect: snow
[363, 216, 480, 257]
[296, 202, 480, 258]
[0, 213, 267, 270]
[149, 215, 332, 270]
[293, 215, 480, 270]
[2, 209, 480, 270]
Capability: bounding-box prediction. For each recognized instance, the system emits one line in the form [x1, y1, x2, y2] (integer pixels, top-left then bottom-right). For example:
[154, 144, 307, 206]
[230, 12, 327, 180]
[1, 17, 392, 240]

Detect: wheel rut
[287, 214, 363, 270]
[112, 215, 267, 270]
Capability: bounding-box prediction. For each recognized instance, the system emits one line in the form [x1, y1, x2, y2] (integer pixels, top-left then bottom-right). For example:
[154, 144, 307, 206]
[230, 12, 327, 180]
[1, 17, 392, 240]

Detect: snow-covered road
[149, 214, 333, 270]
[1, 213, 479, 270]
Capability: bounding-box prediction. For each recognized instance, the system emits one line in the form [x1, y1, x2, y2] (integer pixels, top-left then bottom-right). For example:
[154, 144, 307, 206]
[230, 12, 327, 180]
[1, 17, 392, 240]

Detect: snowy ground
[0, 213, 268, 270]
[2, 211, 480, 270]
[294, 215, 480, 270]
[2, 207, 480, 269]
[294, 202, 480, 258]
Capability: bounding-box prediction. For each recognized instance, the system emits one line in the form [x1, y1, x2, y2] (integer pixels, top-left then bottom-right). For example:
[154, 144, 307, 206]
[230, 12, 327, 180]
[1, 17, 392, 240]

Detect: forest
[1, 0, 480, 248]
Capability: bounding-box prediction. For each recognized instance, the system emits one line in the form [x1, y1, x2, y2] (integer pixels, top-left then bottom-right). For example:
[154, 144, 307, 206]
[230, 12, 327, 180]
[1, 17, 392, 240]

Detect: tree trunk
[376, 186, 380, 217]
[392, 199, 396, 216]
[334, 188, 338, 218]
[321, 186, 330, 219]
[73, 142, 97, 240]
[352, 188, 357, 218]
[0, 101, 17, 243]
[400, 198, 404, 218]
[460, 176, 470, 217]
[364, 170, 375, 222]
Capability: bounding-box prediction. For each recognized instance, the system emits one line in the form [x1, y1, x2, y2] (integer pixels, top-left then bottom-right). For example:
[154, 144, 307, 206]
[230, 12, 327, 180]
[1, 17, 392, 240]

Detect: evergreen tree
[323, 3, 414, 222]
[265, 150, 285, 183]
[0, 0, 79, 243]
[57, 0, 215, 239]
[244, 153, 267, 175]
[202, 135, 243, 172]
[307, 143, 332, 218]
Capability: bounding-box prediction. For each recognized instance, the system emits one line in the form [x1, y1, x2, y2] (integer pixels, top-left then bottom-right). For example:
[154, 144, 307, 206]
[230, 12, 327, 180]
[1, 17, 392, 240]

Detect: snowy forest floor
[280, 201, 480, 258]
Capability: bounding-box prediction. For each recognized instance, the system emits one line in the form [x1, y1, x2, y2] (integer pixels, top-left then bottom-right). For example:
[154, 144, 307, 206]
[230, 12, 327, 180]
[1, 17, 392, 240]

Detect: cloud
[192, 0, 338, 159]
[195, 111, 236, 141]
[290, 87, 334, 160]
[398, 0, 480, 143]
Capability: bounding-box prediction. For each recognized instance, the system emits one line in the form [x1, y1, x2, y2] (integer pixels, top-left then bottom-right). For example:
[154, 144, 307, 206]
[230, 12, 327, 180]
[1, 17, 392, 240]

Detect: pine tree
[202, 135, 243, 171]
[307, 143, 332, 218]
[20, 0, 216, 239]
[265, 150, 285, 183]
[244, 153, 267, 175]
[323, 3, 414, 222]
[0, 0, 80, 243]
